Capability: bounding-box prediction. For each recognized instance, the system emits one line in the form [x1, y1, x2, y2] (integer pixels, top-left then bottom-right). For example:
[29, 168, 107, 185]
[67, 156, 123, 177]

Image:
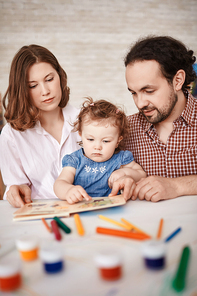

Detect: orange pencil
[157, 218, 164, 239]
[41, 218, 52, 233]
[96, 227, 151, 240]
[74, 214, 85, 236]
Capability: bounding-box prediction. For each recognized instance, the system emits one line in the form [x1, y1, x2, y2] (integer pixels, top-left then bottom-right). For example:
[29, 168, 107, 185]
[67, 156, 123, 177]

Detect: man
[123, 36, 197, 202]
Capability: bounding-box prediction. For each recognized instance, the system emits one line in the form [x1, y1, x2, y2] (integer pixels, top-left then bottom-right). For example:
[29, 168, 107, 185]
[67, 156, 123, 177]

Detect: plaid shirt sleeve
[124, 94, 197, 178]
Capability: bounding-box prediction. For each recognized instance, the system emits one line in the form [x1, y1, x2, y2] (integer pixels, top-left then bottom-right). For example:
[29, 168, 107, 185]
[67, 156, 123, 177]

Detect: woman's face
[28, 62, 62, 112]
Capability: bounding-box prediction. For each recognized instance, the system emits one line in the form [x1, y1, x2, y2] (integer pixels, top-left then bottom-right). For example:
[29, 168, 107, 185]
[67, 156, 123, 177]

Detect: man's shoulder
[127, 112, 149, 130]
[127, 112, 141, 125]
[127, 112, 140, 120]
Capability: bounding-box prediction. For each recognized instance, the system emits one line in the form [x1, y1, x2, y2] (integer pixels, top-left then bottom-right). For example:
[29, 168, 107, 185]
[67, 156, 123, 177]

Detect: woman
[0, 45, 80, 207]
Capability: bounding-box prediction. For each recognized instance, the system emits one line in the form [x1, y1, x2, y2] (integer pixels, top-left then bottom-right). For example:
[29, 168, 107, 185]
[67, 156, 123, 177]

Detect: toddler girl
[54, 98, 146, 204]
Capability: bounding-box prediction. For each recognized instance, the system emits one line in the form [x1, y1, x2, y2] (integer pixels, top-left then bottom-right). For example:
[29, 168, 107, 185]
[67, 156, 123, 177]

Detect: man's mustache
[139, 106, 156, 112]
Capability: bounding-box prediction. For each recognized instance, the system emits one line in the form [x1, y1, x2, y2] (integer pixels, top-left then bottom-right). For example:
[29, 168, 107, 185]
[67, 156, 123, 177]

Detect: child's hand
[66, 185, 92, 204]
[108, 170, 126, 188]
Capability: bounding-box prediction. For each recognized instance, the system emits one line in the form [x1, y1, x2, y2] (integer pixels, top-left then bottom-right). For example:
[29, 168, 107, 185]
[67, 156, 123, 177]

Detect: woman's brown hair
[73, 97, 129, 152]
[3, 45, 70, 131]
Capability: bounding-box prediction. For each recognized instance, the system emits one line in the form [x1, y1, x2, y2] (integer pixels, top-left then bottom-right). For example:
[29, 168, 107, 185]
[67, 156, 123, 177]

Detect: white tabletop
[0, 196, 197, 296]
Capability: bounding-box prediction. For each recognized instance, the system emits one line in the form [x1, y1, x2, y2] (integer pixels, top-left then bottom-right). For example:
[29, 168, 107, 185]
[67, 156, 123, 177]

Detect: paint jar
[16, 236, 39, 261]
[141, 239, 166, 270]
[95, 250, 122, 281]
[39, 247, 64, 274]
[0, 262, 22, 292]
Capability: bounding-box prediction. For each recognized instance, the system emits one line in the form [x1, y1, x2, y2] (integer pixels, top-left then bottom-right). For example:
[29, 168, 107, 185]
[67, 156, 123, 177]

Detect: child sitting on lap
[54, 98, 146, 204]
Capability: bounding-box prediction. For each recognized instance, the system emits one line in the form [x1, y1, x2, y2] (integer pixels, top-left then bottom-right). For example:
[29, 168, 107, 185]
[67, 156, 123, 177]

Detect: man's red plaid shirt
[124, 93, 197, 177]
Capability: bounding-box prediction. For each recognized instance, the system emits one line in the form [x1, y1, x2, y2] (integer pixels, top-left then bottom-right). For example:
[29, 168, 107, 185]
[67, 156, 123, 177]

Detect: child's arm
[108, 161, 146, 188]
[53, 167, 92, 204]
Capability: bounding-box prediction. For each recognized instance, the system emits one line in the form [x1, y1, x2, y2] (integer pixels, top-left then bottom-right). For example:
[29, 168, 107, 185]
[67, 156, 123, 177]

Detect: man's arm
[132, 175, 197, 202]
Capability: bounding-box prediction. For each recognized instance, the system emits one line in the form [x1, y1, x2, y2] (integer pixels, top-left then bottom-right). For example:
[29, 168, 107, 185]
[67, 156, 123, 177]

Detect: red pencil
[51, 219, 62, 241]
[96, 227, 151, 240]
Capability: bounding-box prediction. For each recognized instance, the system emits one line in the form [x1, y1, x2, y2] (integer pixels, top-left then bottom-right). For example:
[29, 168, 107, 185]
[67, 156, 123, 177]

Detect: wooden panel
[0, 171, 5, 200]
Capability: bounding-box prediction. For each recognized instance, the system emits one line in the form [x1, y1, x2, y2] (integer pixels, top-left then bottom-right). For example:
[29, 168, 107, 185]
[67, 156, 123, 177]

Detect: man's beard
[140, 90, 178, 124]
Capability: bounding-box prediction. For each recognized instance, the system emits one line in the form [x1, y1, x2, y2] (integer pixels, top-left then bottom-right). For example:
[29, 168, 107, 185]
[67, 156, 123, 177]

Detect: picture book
[13, 195, 126, 221]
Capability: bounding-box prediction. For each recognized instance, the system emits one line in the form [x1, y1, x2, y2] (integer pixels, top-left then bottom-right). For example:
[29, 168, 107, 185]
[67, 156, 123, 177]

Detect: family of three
[0, 35, 196, 208]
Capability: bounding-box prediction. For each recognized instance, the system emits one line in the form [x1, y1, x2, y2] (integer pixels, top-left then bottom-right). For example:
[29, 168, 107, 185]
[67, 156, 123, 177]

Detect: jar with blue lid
[39, 247, 64, 274]
[141, 240, 166, 270]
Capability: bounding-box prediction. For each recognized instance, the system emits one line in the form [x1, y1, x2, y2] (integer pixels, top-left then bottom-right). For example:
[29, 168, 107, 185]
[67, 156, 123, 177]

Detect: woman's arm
[0, 126, 32, 207]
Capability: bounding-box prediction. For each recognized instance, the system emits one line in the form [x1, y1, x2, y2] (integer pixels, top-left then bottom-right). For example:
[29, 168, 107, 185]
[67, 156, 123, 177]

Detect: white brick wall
[0, 0, 197, 117]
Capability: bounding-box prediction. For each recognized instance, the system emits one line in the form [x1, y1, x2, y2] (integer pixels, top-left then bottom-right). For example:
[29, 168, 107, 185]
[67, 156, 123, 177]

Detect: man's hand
[108, 170, 126, 189]
[6, 184, 32, 208]
[132, 176, 179, 202]
[109, 175, 136, 201]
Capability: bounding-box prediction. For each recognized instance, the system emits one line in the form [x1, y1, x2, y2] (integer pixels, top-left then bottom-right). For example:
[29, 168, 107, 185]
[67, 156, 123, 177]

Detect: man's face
[125, 60, 178, 124]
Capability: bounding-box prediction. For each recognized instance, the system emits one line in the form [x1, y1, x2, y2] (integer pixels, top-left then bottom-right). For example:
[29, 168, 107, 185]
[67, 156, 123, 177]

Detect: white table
[0, 196, 197, 296]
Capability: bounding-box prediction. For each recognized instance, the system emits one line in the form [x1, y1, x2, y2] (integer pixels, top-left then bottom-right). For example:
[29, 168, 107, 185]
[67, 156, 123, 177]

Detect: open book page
[13, 195, 126, 221]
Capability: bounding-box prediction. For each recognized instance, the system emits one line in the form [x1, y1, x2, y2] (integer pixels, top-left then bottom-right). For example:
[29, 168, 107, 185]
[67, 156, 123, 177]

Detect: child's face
[79, 119, 122, 162]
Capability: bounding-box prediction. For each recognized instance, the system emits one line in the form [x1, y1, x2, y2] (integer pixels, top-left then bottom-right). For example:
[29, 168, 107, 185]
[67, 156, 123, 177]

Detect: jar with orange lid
[16, 236, 39, 261]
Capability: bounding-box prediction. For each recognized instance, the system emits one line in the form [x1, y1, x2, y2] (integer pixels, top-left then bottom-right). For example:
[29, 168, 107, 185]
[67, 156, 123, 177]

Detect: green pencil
[172, 246, 191, 292]
[54, 216, 71, 234]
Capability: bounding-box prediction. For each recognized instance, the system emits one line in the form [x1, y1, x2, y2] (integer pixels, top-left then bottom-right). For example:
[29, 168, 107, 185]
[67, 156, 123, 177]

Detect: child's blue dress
[62, 148, 134, 197]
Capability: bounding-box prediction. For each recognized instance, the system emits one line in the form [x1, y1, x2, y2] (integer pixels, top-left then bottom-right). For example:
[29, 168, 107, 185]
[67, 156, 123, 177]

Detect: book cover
[13, 195, 126, 221]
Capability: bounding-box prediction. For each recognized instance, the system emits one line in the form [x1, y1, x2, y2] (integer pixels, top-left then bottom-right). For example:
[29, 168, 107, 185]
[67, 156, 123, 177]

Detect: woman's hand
[6, 184, 32, 208]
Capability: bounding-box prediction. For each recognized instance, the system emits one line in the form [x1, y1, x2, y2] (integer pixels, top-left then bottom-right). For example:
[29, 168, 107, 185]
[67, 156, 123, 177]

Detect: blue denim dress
[62, 148, 134, 197]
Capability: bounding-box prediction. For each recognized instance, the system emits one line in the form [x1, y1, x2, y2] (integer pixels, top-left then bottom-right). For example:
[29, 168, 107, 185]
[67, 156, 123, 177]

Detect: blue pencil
[164, 227, 182, 243]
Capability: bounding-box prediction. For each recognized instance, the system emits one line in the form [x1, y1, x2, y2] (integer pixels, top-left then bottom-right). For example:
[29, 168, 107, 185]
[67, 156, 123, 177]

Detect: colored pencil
[96, 227, 151, 240]
[164, 227, 182, 243]
[51, 219, 62, 241]
[157, 218, 164, 239]
[121, 218, 151, 237]
[54, 216, 71, 234]
[74, 214, 84, 236]
[41, 218, 52, 233]
[172, 246, 190, 292]
[98, 215, 132, 231]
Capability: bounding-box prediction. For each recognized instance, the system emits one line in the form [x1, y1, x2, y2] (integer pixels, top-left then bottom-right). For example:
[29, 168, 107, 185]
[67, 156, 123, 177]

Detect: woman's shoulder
[1, 123, 16, 139]
[0, 122, 38, 142]
[62, 103, 80, 121]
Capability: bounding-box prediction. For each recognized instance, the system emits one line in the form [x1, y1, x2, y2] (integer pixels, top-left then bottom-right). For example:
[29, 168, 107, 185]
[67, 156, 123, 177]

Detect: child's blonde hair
[73, 97, 129, 151]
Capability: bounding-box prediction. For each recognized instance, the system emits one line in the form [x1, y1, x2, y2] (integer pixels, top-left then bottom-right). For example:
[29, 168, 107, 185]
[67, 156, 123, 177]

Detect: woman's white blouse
[0, 104, 80, 200]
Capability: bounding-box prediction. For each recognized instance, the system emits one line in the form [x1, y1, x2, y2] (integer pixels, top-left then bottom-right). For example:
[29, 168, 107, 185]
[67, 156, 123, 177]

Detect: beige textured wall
[0, 0, 197, 117]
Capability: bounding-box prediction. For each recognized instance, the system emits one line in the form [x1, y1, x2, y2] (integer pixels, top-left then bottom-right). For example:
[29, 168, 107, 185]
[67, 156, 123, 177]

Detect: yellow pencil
[98, 215, 132, 231]
[121, 218, 151, 237]
[74, 214, 85, 236]
[157, 218, 164, 239]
